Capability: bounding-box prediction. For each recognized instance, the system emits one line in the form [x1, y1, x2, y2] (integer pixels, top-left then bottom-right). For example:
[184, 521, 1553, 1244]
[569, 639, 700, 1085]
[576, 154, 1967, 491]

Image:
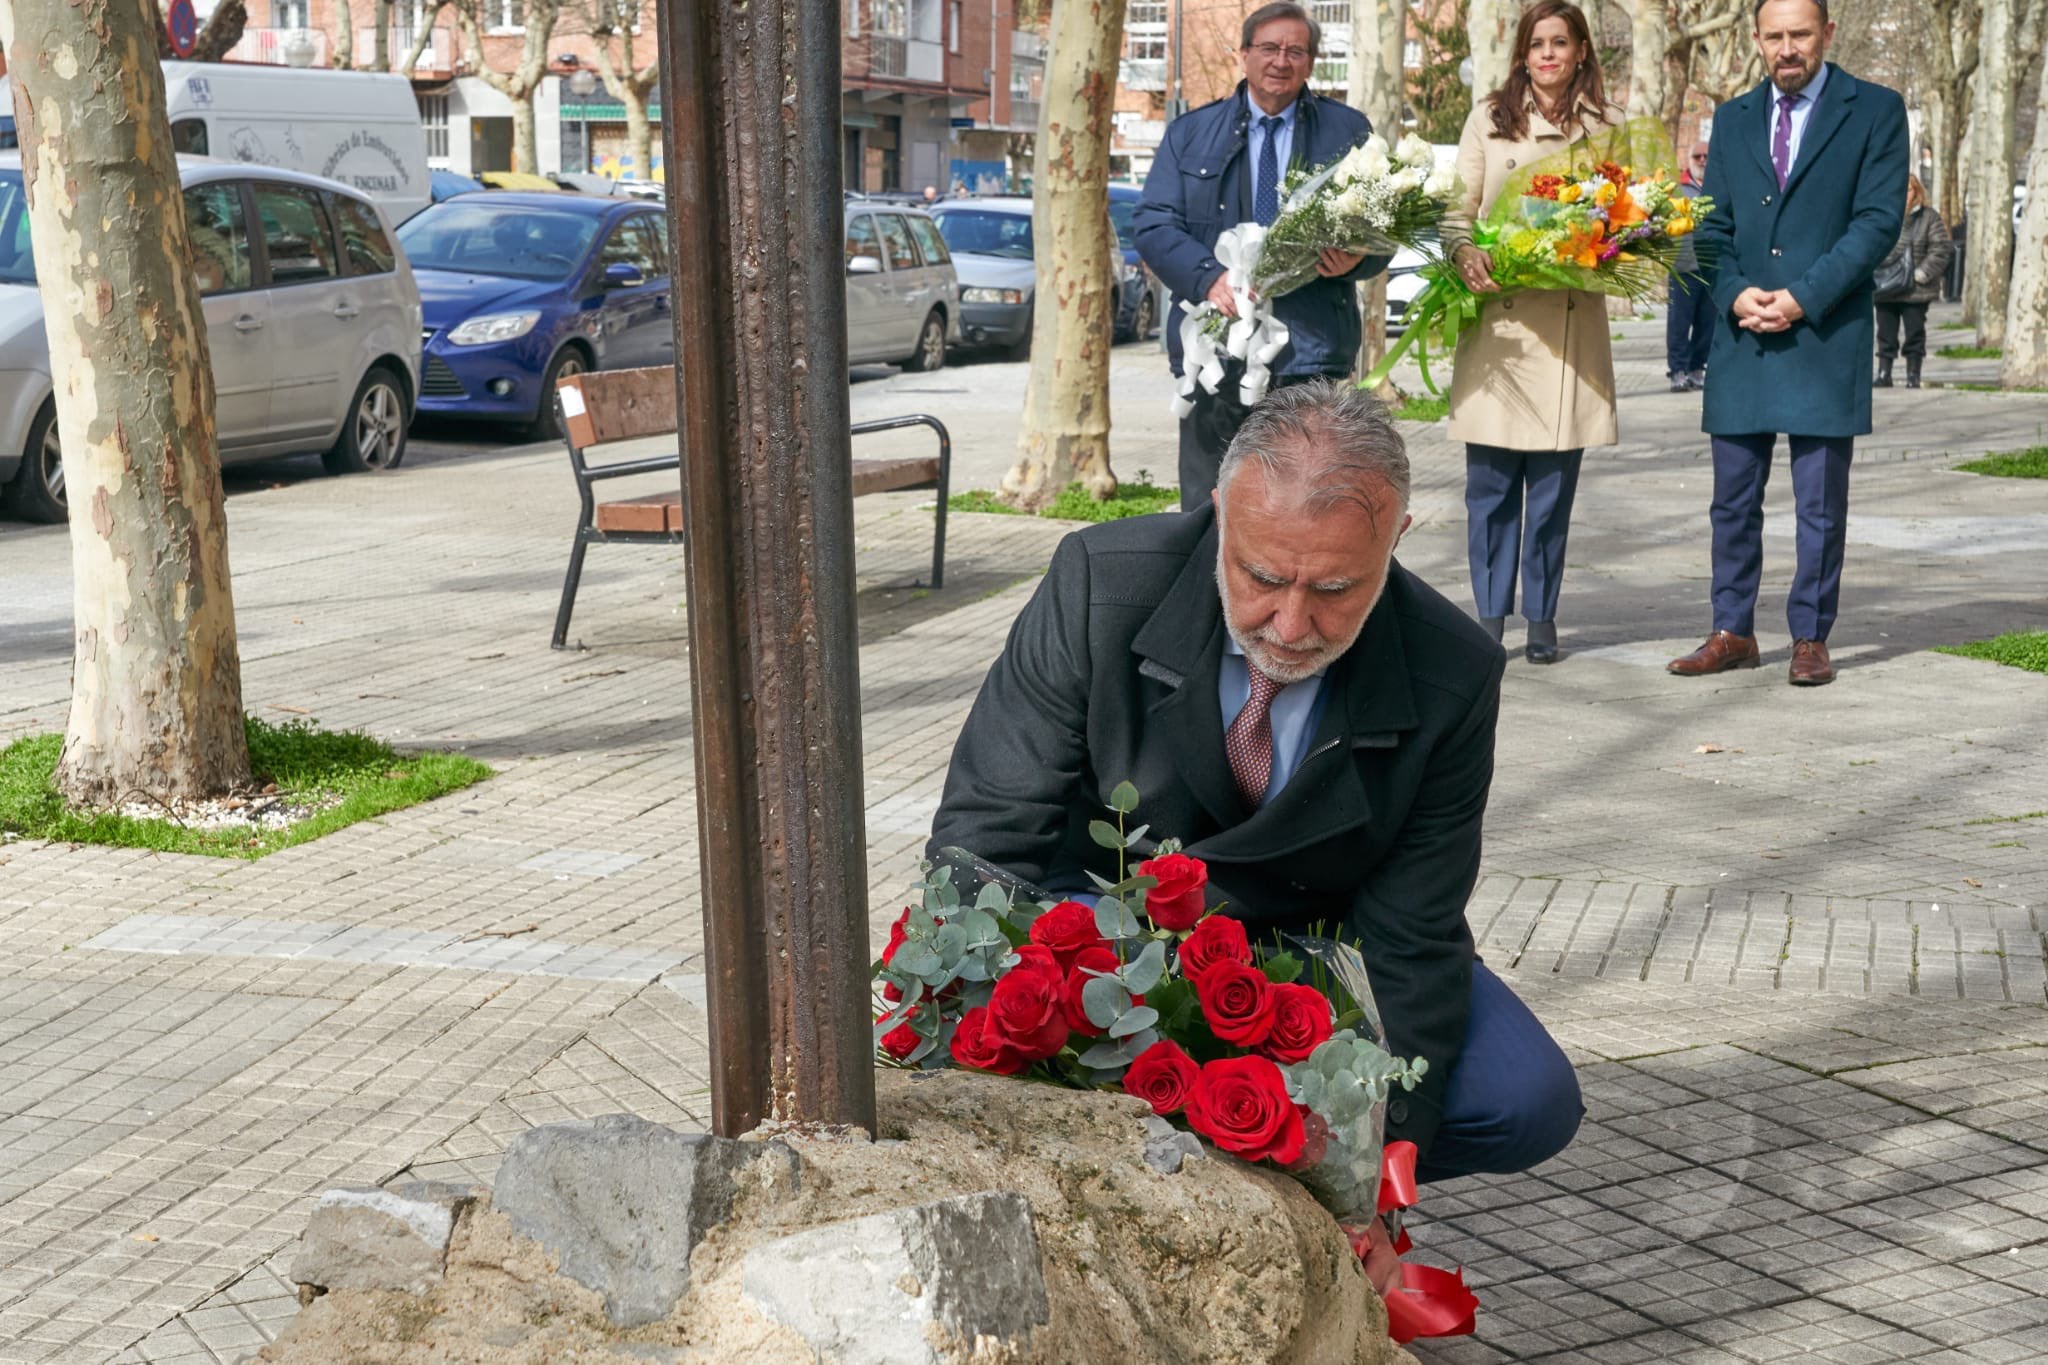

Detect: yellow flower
[1593, 181, 1619, 208]
[1506, 228, 1540, 255]
[1666, 217, 1695, 237]
[1558, 183, 1583, 204]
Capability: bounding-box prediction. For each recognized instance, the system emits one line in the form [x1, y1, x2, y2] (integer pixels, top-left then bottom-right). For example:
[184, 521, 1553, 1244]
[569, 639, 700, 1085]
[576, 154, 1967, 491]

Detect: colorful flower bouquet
[1174, 133, 1458, 414]
[1365, 121, 1713, 393]
[874, 783, 1477, 1343]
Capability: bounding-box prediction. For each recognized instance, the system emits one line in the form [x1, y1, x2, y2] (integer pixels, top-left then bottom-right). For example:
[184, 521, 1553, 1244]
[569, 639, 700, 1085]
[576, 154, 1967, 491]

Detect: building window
[420, 93, 450, 164]
[271, 0, 308, 28]
[1403, 38, 1421, 67]
[948, 0, 960, 52]
[1125, 0, 1166, 61]
[488, 0, 524, 32]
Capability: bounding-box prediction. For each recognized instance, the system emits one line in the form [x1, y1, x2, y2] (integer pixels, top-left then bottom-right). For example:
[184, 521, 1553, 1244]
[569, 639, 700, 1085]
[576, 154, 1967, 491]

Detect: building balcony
[1120, 58, 1166, 92]
[354, 26, 456, 74]
[223, 27, 330, 67]
[1118, 117, 1166, 148]
[906, 38, 943, 82]
[1012, 30, 1046, 63]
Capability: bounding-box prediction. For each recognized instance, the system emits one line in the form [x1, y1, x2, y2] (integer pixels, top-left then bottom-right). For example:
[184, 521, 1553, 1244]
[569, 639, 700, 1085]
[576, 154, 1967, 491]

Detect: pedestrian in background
[1442, 0, 1621, 665]
[1134, 1, 1389, 509]
[1665, 140, 1716, 392]
[1872, 174, 1951, 390]
[1667, 0, 1907, 688]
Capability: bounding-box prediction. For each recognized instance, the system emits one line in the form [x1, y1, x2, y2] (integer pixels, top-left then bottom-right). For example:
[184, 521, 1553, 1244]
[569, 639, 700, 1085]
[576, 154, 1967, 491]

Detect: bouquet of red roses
[872, 782, 1427, 1220]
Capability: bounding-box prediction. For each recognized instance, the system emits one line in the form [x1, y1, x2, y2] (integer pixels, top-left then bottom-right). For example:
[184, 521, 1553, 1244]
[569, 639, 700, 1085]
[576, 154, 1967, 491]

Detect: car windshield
[397, 203, 600, 281]
[933, 210, 1033, 259]
[0, 171, 36, 285]
[1108, 200, 1138, 249]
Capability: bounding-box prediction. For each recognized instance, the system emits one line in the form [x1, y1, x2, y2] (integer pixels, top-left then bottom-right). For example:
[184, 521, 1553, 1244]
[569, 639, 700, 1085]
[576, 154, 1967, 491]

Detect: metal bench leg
[929, 438, 950, 591]
[552, 533, 592, 650]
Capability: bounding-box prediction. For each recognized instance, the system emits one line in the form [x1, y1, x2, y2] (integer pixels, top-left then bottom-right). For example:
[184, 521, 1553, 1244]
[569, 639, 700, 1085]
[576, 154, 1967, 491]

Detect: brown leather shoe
[1667, 630, 1762, 676]
[1789, 638, 1835, 686]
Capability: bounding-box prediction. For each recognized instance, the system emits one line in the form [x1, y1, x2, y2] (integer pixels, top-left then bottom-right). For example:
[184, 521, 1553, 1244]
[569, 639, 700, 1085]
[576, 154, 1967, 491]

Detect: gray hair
[1241, 2, 1320, 59]
[1215, 379, 1410, 519]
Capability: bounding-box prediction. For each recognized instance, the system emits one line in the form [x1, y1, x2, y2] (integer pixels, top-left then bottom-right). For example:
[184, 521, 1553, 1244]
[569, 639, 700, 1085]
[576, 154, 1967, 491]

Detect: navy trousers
[1416, 962, 1583, 1183]
[1709, 433, 1854, 641]
[1464, 444, 1584, 623]
[1665, 272, 1715, 375]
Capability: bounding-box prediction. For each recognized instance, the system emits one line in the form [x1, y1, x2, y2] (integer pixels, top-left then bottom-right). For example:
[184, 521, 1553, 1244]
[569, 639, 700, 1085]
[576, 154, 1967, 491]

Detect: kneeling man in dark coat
[930, 379, 1581, 1182]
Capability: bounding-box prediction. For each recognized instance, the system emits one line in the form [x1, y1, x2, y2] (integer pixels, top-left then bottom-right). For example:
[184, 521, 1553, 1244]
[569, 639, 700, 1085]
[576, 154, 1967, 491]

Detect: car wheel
[322, 367, 410, 476]
[1136, 288, 1158, 340]
[904, 311, 946, 372]
[530, 347, 589, 443]
[1002, 309, 1033, 362]
[3, 400, 65, 523]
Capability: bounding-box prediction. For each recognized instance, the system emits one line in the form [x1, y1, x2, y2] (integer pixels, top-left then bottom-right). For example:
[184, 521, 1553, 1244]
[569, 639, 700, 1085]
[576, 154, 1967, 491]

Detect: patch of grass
[1938, 343, 2003, 359]
[1936, 630, 2048, 676]
[1610, 330, 1625, 340]
[1953, 382, 2048, 393]
[0, 717, 491, 859]
[949, 474, 1179, 523]
[1939, 320, 1972, 329]
[1393, 395, 1449, 423]
[1955, 447, 2048, 478]
[1962, 809, 2048, 827]
[1989, 840, 2026, 849]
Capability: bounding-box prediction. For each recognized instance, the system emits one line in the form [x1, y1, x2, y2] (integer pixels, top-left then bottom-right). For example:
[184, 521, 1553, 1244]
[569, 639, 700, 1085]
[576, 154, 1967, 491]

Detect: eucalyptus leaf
[954, 955, 992, 983]
[934, 922, 968, 961]
[932, 864, 955, 887]
[959, 909, 1004, 951]
[893, 944, 941, 977]
[1088, 819, 1126, 851]
[1109, 1005, 1159, 1038]
[1077, 1037, 1145, 1069]
[1093, 898, 1128, 942]
[1108, 780, 1140, 814]
[907, 1034, 940, 1064]
[1082, 974, 1131, 1029]
[1123, 823, 1151, 849]
[1085, 869, 1117, 893]
[1120, 940, 1168, 995]
[975, 881, 1011, 913]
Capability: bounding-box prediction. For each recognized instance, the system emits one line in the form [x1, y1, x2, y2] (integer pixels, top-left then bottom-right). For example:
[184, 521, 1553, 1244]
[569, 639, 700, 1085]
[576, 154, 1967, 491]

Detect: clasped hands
[1733, 286, 1805, 333]
[1204, 248, 1366, 319]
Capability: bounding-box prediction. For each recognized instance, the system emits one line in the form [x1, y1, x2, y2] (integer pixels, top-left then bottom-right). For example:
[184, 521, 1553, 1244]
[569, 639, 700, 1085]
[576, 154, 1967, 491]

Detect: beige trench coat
[1443, 98, 1623, 452]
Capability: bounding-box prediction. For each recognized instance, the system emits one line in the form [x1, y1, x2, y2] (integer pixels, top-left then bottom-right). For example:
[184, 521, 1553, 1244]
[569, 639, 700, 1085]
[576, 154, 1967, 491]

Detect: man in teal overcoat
[1668, 0, 1908, 687]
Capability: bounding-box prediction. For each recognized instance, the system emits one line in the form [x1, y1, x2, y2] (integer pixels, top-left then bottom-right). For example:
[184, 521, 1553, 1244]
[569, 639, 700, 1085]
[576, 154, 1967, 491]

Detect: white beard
[1214, 556, 1382, 685]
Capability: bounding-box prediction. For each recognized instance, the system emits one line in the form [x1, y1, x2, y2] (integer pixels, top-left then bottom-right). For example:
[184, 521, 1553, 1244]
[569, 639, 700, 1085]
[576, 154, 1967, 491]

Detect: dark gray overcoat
[1696, 65, 1909, 438]
[928, 507, 1505, 1155]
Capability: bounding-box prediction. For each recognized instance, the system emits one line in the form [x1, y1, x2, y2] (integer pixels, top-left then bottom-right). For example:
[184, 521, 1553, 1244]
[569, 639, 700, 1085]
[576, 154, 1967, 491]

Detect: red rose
[1029, 900, 1106, 968]
[1137, 854, 1208, 931]
[950, 1006, 1026, 1074]
[983, 946, 1070, 1061]
[880, 907, 914, 1002]
[1122, 1040, 1200, 1115]
[1192, 960, 1276, 1047]
[878, 1009, 921, 1062]
[1259, 983, 1335, 1065]
[1063, 945, 1145, 1038]
[1178, 914, 1252, 980]
[1185, 1056, 1306, 1164]
[1292, 1108, 1330, 1169]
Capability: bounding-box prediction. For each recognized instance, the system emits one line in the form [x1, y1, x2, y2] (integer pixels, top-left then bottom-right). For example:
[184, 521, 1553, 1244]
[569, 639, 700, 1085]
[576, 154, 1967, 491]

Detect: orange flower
[1606, 186, 1648, 230]
[1558, 220, 1607, 269]
[1596, 160, 1629, 186]
[1529, 173, 1565, 200]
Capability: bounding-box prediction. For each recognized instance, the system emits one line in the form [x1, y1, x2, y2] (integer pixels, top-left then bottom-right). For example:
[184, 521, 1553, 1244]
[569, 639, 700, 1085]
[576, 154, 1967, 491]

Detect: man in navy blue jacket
[1134, 1, 1390, 510]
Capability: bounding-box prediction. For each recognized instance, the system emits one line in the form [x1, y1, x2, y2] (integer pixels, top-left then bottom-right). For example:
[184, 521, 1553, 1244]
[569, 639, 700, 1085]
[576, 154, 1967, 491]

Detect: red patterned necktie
[1225, 665, 1285, 807]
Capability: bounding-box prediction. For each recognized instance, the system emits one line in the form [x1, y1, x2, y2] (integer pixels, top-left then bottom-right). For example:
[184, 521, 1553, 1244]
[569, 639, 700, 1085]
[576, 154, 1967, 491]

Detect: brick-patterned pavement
[1, 318, 2045, 1362]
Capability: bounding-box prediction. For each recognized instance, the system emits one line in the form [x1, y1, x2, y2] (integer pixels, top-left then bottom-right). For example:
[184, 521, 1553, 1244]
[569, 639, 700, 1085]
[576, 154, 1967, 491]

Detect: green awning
[563, 98, 660, 121]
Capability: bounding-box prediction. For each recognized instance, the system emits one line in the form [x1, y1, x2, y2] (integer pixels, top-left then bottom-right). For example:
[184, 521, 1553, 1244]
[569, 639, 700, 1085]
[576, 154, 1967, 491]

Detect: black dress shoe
[1525, 641, 1559, 665]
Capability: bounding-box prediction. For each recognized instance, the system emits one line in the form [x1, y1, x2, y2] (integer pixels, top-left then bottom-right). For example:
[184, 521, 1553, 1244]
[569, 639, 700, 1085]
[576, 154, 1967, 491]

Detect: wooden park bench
[550, 365, 951, 649]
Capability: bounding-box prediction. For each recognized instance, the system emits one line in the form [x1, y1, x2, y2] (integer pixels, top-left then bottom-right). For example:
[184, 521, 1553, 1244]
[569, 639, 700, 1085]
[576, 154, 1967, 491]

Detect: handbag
[1873, 241, 1915, 300]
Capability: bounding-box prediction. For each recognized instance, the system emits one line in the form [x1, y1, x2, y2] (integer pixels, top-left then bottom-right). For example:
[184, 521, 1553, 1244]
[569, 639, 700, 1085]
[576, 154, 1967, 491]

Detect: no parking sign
[166, 0, 197, 58]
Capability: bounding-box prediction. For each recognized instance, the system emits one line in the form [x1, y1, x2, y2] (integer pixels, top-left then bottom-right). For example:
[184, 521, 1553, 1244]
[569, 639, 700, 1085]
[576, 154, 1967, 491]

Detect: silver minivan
[844, 198, 959, 372]
[0, 153, 423, 522]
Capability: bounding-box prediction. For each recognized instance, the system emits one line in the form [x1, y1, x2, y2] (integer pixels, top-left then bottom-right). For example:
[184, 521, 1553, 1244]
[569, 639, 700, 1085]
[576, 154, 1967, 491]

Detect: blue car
[1107, 184, 1161, 342]
[397, 192, 673, 438]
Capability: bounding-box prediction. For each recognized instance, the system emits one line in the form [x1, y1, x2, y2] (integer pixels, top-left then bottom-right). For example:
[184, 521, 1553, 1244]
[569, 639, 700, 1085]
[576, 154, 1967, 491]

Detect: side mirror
[847, 255, 884, 276]
[604, 262, 646, 288]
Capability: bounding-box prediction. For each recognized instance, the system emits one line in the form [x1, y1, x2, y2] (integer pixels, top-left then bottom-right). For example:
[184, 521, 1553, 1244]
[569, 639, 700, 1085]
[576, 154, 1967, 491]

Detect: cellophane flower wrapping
[1239, 131, 1459, 306]
[1367, 117, 1717, 393]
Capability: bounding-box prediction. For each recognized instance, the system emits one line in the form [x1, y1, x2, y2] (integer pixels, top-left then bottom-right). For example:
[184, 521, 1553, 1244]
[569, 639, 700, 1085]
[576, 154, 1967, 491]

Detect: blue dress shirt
[1247, 96, 1299, 198]
[1768, 63, 1829, 175]
[1219, 634, 1329, 804]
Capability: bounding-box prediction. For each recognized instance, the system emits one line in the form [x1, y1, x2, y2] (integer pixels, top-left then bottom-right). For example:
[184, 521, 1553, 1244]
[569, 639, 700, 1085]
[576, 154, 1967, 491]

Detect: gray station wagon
[0, 153, 423, 522]
[844, 198, 959, 372]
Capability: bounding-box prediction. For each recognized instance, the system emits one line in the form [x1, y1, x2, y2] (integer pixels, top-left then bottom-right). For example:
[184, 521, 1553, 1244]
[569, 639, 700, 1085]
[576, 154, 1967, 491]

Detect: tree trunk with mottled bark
[1351, 0, 1404, 397]
[2001, 20, 2048, 384]
[3, 0, 252, 807]
[459, 0, 557, 174]
[1468, 0, 1520, 106]
[370, 0, 392, 70]
[1964, 0, 2018, 339]
[399, 4, 446, 79]
[1001, 0, 1122, 510]
[1615, 0, 1671, 124]
[588, 0, 659, 179]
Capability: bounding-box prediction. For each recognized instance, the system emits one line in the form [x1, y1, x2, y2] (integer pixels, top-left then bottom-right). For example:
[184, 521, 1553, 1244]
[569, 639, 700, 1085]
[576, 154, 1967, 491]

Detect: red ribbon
[1353, 1139, 1479, 1345]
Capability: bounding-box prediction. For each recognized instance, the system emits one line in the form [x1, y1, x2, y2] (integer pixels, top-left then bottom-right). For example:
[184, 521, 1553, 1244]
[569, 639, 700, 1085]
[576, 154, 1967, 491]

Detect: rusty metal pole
[659, 0, 877, 1137]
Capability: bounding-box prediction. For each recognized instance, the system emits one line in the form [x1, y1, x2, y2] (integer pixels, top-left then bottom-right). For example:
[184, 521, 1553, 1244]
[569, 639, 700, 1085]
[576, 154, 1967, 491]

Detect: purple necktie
[1772, 93, 1797, 189]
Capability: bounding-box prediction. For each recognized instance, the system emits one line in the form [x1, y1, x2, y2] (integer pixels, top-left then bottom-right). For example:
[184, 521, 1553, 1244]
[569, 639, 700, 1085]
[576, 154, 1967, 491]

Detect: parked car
[398, 192, 672, 439]
[430, 169, 486, 204]
[0, 153, 421, 523]
[928, 196, 1139, 360]
[1384, 247, 1428, 332]
[1107, 184, 1162, 342]
[478, 172, 561, 193]
[844, 198, 959, 371]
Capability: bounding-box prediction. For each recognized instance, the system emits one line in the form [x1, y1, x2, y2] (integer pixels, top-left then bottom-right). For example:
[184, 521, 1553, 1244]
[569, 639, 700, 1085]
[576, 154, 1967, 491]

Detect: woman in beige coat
[1442, 0, 1621, 664]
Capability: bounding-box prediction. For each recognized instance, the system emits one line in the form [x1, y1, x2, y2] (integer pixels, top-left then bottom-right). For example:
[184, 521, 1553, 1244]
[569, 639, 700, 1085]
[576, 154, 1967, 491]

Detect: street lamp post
[568, 68, 599, 175]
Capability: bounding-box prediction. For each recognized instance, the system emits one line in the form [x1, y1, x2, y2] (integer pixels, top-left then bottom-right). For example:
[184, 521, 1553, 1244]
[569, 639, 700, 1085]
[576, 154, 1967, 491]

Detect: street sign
[949, 117, 976, 128]
[166, 0, 198, 57]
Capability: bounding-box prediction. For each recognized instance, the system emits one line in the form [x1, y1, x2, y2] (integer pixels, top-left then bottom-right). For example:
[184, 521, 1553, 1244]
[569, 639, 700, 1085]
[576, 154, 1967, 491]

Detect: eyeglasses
[1689, 154, 1708, 163]
[1245, 42, 1312, 63]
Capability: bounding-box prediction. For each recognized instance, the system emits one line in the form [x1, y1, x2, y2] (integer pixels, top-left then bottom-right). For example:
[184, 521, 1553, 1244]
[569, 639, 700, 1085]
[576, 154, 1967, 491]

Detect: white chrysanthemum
[1394, 134, 1434, 170]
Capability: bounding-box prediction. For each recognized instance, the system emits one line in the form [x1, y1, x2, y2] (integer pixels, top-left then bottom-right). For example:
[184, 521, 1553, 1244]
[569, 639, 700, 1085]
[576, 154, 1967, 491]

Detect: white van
[0, 65, 430, 224]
